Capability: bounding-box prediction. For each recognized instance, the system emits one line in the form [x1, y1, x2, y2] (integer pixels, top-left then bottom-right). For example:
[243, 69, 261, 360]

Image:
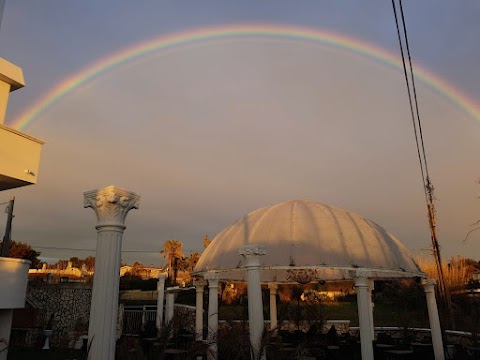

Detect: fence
[122, 305, 157, 335]
[121, 304, 196, 336]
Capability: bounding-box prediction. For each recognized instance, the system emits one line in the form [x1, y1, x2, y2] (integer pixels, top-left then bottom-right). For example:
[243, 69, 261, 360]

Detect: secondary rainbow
[10, 23, 480, 131]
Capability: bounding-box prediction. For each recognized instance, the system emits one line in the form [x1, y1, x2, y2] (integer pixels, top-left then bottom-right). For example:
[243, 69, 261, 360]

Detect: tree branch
[463, 227, 480, 243]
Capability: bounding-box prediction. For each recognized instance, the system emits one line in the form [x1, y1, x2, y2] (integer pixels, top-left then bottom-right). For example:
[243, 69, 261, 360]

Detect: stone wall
[174, 304, 196, 333]
[22, 283, 92, 347]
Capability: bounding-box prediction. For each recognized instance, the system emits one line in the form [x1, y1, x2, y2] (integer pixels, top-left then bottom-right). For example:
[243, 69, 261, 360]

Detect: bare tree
[464, 178, 480, 243]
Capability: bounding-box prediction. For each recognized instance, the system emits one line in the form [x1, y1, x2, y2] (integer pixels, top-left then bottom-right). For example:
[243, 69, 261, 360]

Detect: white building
[0, 57, 44, 359]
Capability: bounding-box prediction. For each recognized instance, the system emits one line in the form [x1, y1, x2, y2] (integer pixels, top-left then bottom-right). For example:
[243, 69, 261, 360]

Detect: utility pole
[426, 182, 455, 330]
[0, 0, 5, 32]
[1, 196, 14, 257]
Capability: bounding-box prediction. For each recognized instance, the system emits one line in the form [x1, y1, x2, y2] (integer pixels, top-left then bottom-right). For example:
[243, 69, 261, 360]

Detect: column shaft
[194, 280, 206, 341]
[207, 276, 219, 360]
[423, 279, 445, 360]
[165, 290, 175, 324]
[156, 274, 167, 330]
[367, 279, 375, 339]
[239, 245, 266, 360]
[355, 277, 374, 360]
[247, 267, 264, 360]
[269, 284, 278, 331]
[88, 227, 123, 360]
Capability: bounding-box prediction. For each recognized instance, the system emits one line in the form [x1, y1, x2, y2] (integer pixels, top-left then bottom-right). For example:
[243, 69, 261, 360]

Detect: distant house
[30, 262, 167, 283]
[28, 261, 91, 283]
[120, 265, 164, 280]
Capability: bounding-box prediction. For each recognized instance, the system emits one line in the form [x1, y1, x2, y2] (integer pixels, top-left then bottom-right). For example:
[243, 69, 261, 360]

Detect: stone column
[268, 284, 278, 331]
[141, 305, 147, 330]
[156, 273, 167, 330]
[354, 275, 374, 360]
[422, 279, 445, 360]
[206, 273, 219, 360]
[367, 279, 375, 339]
[239, 245, 266, 360]
[194, 278, 207, 341]
[84, 186, 140, 360]
[165, 288, 175, 324]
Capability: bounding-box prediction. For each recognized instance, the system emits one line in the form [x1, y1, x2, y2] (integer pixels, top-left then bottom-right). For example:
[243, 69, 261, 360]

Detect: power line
[0, 0, 5, 33]
[398, 3, 430, 180]
[391, 0, 455, 330]
[33, 245, 203, 254]
[391, 0, 428, 203]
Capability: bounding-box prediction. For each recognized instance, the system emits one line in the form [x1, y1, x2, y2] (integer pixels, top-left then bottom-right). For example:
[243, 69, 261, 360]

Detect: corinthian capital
[84, 185, 140, 227]
[204, 272, 219, 288]
[421, 278, 436, 293]
[239, 245, 266, 257]
[239, 245, 266, 268]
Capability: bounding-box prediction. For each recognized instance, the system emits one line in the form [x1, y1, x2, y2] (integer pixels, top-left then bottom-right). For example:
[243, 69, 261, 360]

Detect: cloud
[6, 38, 480, 265]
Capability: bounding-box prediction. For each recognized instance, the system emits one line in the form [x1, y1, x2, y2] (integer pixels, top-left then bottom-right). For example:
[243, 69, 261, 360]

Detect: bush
[119, 277, 157, 291]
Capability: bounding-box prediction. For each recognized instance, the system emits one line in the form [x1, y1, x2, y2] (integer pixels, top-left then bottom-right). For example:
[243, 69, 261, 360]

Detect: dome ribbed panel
[193, 200, 423, 280]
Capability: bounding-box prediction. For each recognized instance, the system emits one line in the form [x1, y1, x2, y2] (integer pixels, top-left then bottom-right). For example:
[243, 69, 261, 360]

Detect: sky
[0, 1, 479, 267]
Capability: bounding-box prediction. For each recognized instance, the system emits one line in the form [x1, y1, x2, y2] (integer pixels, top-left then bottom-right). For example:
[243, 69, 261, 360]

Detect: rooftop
[194, 200, 424, 282]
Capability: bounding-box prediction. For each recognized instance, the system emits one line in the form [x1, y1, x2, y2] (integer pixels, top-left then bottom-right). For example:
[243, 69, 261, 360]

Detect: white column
[141, 305, 147, 330]
[0, 309, 13, 360]
[194, 278, 207, 341]
[84, 186, 140, 360]
[239, 245, 266, 360]
[422, 279, 445, 360]
[367, 279, 375, 339]
[268, 284, 278, 331]
[355, 275, 374, 360]
[156, 273, 167, 330]
[206, 273, 219, 360]
[165, 289, 175, 324]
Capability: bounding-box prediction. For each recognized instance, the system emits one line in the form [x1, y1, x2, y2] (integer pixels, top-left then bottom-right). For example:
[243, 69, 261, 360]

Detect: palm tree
[160, 240, 183, 284]
[203, 234, 211, 249]
[185, 251, 200, 272]
[84, 256, 95, 271]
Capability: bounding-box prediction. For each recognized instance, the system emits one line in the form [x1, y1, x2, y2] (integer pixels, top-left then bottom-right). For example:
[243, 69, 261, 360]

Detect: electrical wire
[32, 245, 203, 254]
[391, 0, 455, 330]
[394, 0, 443, 258]
[399, 3, 431, 181]
[391, 0, 428, 203]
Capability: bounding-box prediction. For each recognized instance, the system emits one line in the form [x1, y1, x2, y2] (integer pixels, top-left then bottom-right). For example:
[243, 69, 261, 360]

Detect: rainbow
[10, 23, 480, 131]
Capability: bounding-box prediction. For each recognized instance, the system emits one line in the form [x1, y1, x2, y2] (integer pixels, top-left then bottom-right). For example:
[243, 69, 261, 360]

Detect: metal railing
[123, 305, 157, 336]
[122, 304, 195, 336]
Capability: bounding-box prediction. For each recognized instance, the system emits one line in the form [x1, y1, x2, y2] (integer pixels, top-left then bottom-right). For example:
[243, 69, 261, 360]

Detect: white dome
[194, 200, 424, 282]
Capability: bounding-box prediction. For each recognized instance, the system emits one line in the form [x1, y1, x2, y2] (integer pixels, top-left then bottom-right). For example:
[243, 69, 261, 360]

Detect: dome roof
[194, 200, 424, 282]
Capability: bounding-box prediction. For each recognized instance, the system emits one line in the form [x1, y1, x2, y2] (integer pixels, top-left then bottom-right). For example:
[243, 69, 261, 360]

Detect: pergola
[190, 200, 444, 360]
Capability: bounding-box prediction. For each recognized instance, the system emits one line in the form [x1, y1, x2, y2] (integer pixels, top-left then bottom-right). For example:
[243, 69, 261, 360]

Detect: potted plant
[42, 314, 54, 350]
[73, 318, 89, 350]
